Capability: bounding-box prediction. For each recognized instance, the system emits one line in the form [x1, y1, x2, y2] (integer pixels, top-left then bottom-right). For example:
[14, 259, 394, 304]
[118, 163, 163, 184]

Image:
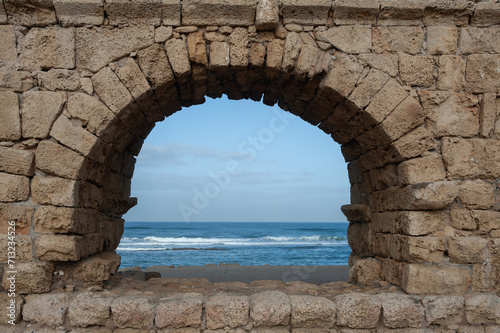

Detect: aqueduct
[1, 0, 500, 330]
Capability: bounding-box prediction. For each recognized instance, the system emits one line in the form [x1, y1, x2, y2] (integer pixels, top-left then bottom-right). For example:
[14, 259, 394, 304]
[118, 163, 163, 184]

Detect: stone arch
[0, 0, 498, 304]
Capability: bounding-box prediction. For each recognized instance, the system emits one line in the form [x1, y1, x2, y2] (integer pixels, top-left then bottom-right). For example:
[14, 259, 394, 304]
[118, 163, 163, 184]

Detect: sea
[117, 222, 350, 269]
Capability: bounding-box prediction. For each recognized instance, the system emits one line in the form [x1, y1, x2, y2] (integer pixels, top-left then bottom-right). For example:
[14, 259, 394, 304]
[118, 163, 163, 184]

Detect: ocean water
[117, 222, 350, 268]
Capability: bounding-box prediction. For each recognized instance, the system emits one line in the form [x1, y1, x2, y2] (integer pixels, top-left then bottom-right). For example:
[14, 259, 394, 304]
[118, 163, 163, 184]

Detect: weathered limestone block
[336, 293, 380, 329]
[0, 203, 34, 235]
[379, 294, 424, 329]
[449, 236, 488, 264]
[35, 234, 96, 261]
[3, 0, 57, 26]
[459, 180, 495, 210]
[53, 0, 104, 26]
[162, 0, 181, 26]
[399, 54, 435, 87]
[341, 204, 370, 222]
[0, 292, 23, 324]
[489, 239, 500, 265]
[35, 140, 85, 180]
[378, 94, 425, 142]
[34, 206, 98, 234]
[2, 261, 54, 294]
[76, 26, 154, 73]
[188, 32, 208, 66]
[0, 146, 34, 177]
[401, 264, 472, 294]
[422, 296, 464, 326]
[92, 66, 135, 115]
[165, 38, 191, 82]
[209, 41, 230, 71]
[437, 55, 466, 91]
[101, 217, 124, 251]
[450, 209, 478, 231]
[37, 69, 81, 91]
[182, 0, 257, 26]
[0, 235, 32, 261]
[23, 294, 69, 327]
[282, 32, 303, 72]
[32, 176, 103, 208]
[19, 27, 75, 72]
[357, 54, 399, 77]
[466, 54, 500, 93]
[0, 25, 16, 69]
[256, 0, 278, 30]
[465, 294, 500, 325]
[295, 44, 321, 80]
[460, 27, 500, 55]
[350, 69, 389, 109]
[21, 91, 66, 139]
[155, 25, 173, 43]
[334, 0, 378, 25]
[427, 26, 458, 55]
[402, 236, 445, 263]
[205, 294, 250, 329]
[229, 27, 250, 69]
[348, 257, 381, 285]
[0, 92, 19, 140]
[0, 0, 7, 23]
[359, 79, 406, 127]
[68, 292, 113, 327]
[58, 252, 121, 283]
[0, 172, 29, 202]
[250, 43, 266, 67]
[398, 154, 446, 185]
[266, 39, 285, 74]
[471, 2, 500, 27]
[378, 1, 425, 26]
[480, 93, 497, 138]
[372, 26, 424, 55]
[251, 291, 291, 326]
[320, 52, 363, 99]
[290, 295, 335, 328]
[423, 1, 473, 26]
[282, 0, 330, 25]
[156, 293, 203, 328]
[442, 138, 500, 179]
[105, 0, 162, 26]
[111, 297, 155, 329]
[316, 26, 371, 54]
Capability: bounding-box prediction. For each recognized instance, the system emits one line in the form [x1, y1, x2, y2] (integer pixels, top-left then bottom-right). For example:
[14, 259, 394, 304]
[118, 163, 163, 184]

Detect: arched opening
[118, 96, 351, 281]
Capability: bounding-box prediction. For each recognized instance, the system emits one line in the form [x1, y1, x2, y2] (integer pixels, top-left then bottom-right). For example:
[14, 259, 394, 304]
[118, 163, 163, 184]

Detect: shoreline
[138, 264, 350, 284]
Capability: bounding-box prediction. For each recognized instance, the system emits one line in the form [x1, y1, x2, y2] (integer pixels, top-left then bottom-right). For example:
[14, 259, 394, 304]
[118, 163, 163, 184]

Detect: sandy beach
[143, 265, 350, 284]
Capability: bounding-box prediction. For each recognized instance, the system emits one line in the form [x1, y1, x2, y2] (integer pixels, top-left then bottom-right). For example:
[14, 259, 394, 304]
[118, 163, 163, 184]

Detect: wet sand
[144, 265, 350, 284]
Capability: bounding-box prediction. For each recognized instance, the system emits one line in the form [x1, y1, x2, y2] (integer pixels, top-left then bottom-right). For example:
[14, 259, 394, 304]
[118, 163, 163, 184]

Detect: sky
[123, 95, 350, 223]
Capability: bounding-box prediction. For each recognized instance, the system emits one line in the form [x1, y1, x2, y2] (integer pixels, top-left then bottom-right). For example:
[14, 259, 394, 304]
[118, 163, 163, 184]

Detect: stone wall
[0, 0, 499, 331]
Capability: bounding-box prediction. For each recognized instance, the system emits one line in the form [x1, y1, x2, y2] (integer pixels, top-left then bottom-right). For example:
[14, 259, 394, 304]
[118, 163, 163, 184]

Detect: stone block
[372, 26, 424, 55]
[205, 294, 249, 329]
[316, 25, 371, 54]
[3, 0, 57, 26]
[442, 138, 500, 179]
[437, 55, 466, 91]
[294, 44, 321, 80]
[165, 38, 191, 82]
[379, 294, 424, 329]
[229, 28, 250, 69]
[341, 204, 370, 223]
[0, 0, 6, 23]
[281, 32, 303, 72]
[163, 0, 181, 26]
[21, 91, 66, 139]
[401, 264, 472, 294]
[2, 261, 54, 294]
[0, 172, 29, 202]
[53, 0, 104, 26]
[290, 295, 335, 328]
[76, 25, 154, 73]
[105, 0, 161, 26]
[111, 297, 155, 329]
[0, 234, 32, 262]
[33, 206, 98, 234]
[282, 0, 330, 25]
[256, 0, 278, 30]
[187, 32, 208, 66]
[449, 236, 488, 264]
[36, 140, 85, 180]
[182, 0, 257, 26]
[422, 296, 464, 326]
[347, 257, 381, 285]
[398, 154, 446, 185]
[427, 26, 458, 55]
[37, 69, 81, 91]
[68, 292, 113, 327]
[471, 2, 500, 27]
[155, 26, 173, 43]
[350, 69, 389, 109]
[251, 291, 291, 326]
[0, 292, 23, 324]
[465, 294, 500, 325]
[92, 66, 135, 117]
[460, 27, 500, 55]
[333, 0, 378, 25]
[250, 43, 266, 67]
[23, 293, 69, 327]
[378, 0, 425, 25]
[0, 25, 16, 68]
[399, 54, 435, 87]
[266, 39, 285, 73]
[489, 239, 500, 265]
[0, 204, 34, 235]
[0, 92, 21, 141]
[364, 78, 407, 124]
[466, 54, 500, 93]
[378, 94, 425, 142]
[0, 146, 34, 177]
[58, 252, 121, 283]
[458, 180, 495, 210]
[423, 1, 473, 26]
[336, 293, 380, 329]
[35, 234, 88, 261]
[450, 209, 477, 231]
[156, 293, 203, 328]
[209, 41, 230, 71]
[480, 93, 497, 138]
[319, 52, 363, 99]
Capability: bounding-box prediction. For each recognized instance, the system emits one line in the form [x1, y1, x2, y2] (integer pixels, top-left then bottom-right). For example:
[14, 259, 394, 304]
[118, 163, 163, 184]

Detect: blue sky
[123, 96, 350, 222]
